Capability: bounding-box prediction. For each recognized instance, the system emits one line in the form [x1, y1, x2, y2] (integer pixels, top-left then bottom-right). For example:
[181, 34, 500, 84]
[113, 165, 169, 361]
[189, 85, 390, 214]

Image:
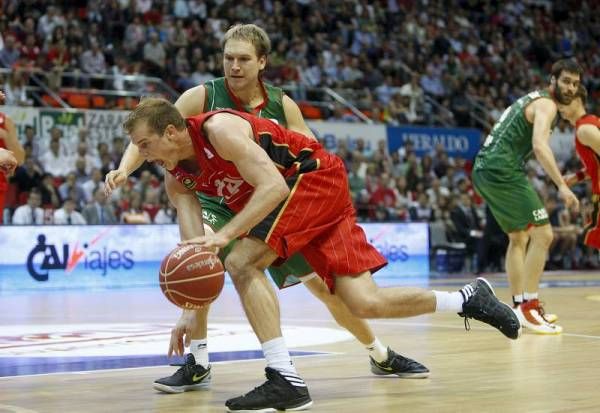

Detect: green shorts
[472, 168, 549, 233]
[198, 193, 312, 288]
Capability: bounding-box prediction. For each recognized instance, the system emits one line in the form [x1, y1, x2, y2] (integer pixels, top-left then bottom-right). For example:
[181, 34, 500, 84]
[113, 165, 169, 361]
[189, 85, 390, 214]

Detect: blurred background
[1, 0, 598, 282]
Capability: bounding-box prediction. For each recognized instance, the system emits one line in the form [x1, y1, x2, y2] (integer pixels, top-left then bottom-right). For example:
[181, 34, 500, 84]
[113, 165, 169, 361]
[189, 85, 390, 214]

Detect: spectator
[11, 189, 44, 225]
[143, 31, 166, 77]
[80, 40, 106, 88]
[3, 71, 32, 106]
[82, 187, 117, 225]
[38, 172, 61, 209]
[450, 192, 482, 268]
[0, 34, 19, 67]
[409, 192, 433, 222]
[121, 192, 151, 224]
[53, 197, 87, 225]
[58, 173, 85, 205]
[82, 168, 104, 203]
[21, 125, 41, 160]
[39, 138, 73, 177]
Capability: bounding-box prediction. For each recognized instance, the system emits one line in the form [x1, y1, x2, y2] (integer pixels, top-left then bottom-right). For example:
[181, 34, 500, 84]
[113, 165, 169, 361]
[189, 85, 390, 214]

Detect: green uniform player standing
[473, 89, 555, 232]
[472, 59, 582, 335]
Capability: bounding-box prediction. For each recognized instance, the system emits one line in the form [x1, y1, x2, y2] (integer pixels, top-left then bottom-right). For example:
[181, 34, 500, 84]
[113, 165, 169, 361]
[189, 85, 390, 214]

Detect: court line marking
[0, 405, 39, 413]
[210, 316, 600, 340]
[0, 352, 340, 380]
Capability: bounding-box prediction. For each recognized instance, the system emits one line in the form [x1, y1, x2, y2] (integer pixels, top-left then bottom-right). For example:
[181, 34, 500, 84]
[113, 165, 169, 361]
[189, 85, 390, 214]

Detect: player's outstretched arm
[164, 172, 207, 357]
[531, 98, 579, 211]
[105, 143, 144, 194]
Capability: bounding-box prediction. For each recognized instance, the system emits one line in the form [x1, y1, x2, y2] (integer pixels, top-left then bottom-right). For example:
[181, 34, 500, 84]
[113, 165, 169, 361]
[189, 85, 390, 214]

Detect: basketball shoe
[225, 367, 312, 412]
[515, 299, 563, 334]
[153, 354, 211, 393]
[458, 277, 522, 340]
[370, 348, 430, 378]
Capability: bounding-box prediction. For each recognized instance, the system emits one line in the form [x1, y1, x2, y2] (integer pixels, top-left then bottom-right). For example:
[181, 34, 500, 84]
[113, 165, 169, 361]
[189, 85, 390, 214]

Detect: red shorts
[583, 197, 600, 249]
[249, 152, 387, 291]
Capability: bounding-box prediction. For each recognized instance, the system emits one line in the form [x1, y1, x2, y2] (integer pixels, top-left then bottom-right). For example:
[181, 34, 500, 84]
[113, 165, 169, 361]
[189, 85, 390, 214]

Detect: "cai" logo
[26, 234, 134, 281]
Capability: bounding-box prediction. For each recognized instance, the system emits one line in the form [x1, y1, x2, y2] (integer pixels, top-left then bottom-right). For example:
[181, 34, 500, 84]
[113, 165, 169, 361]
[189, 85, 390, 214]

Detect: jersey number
[215, 177, 243, 199]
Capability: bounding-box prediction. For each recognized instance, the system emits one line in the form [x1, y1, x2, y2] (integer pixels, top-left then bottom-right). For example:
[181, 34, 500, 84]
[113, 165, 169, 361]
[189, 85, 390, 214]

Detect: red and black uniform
[0, 113, 8, 224]
[170, 109, 387, 291]
[575, 114, 600, 248]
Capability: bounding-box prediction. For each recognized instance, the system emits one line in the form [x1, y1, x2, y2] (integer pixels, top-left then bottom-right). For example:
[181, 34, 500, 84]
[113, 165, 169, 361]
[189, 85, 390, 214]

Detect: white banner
[308, 121, 387, 153]
[0, 223, 428, 292]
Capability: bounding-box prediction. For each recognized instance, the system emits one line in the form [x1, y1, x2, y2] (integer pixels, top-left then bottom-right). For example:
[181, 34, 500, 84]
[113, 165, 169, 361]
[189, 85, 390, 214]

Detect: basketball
[159, 244, 225, 309]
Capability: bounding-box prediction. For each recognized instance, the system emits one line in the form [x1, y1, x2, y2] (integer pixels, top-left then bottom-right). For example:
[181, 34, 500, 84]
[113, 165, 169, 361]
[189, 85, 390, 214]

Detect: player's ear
[164, 124, 176, 140]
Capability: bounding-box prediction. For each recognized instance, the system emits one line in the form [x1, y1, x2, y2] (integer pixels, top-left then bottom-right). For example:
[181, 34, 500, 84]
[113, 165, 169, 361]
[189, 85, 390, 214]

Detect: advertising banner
[0, 225, 180, 292]
[387, 125, 482, 160]
[0, 106, 38, 137]
[85, 110, 129, 144]
[308, 121, 387, 153]
[0, 223, 429, 293]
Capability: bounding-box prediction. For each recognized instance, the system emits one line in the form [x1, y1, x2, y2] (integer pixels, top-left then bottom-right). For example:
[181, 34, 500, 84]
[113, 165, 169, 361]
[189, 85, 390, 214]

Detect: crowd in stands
[1, 1, 598, 124]
[1, 0, 600, 271]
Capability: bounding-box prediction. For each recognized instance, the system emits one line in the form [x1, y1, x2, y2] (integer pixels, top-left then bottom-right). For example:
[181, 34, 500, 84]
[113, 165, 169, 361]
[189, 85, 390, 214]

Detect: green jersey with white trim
[203, 77, 287, 126]
[474, 89, 558, 172]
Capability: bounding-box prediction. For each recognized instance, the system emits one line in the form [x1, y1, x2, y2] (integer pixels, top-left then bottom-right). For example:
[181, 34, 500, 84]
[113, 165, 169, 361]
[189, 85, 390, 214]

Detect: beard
[555, 86, 575, 105]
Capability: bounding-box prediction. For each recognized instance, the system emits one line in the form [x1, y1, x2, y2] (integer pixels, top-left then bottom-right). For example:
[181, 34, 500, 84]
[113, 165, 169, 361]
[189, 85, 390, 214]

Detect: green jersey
[204, 77, 287, 126]
[474, 90, 557, 172]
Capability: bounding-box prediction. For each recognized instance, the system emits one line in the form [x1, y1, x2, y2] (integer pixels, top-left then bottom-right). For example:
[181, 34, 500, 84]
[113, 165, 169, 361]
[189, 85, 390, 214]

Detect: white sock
[365, 338, 388, 363]
[524, 292, 538, 301]
[190, 339, 209, 367]
[512, 294, 523, 307]
[433, 290, 465, 312]
[262, 337, 297, 375]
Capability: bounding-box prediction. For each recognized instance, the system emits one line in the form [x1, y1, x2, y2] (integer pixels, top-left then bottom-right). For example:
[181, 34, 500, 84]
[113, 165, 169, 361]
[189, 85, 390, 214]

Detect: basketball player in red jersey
[0, 110, 25, 224]
[560, 88, 600, 248]
[123, 98, 520, 412]
[108, 25, 430, 393]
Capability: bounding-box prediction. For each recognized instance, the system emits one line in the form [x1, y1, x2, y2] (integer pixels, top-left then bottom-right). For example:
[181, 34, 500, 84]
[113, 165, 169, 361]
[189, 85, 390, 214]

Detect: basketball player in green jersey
[472, 59, 582, 335]
[105, 24, 428, 394]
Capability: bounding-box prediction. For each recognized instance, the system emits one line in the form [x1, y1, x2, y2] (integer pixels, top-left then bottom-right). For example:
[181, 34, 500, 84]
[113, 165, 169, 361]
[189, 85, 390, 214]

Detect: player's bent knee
[223, 252, 252, 281]
[508, 231, 529, 247]
[531, 225, 553, 246]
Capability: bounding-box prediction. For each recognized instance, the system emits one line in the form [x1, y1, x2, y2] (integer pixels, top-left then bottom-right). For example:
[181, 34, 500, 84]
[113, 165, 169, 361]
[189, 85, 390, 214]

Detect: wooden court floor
[1, 272, 600, 413]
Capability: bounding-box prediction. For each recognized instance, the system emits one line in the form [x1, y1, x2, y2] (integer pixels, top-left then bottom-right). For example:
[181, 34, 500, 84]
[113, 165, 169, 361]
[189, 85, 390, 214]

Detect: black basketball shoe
[370, 348, 430, 378]
[153, 354, 211, 393]
[458, 277, 521, 340]
[225, 367, 312, 412]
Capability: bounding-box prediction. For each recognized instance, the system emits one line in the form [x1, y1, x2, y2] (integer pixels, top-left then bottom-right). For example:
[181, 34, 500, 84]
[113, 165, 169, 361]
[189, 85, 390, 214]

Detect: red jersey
[575, 114, 600, 194]
[0, 112, 8, 192]
[169, 109, 324, 212]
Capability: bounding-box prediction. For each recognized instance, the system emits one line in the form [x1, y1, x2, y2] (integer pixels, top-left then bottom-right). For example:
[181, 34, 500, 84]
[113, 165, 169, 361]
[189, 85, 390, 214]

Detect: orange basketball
[159, 245, 225, 309]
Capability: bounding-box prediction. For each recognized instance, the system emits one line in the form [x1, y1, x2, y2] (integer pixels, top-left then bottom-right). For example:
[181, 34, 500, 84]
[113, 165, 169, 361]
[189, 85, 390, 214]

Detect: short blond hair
[221, 24, 271, 58]
[123, 98, 186, 136]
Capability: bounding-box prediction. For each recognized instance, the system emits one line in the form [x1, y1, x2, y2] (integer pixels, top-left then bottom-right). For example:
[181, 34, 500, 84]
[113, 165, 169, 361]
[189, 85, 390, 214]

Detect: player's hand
[558, 183, 580, 212]
[0, 148, 17, 177]
[168, 310, 198, 357]
[179, 232, 230, 249]
[104, 169, 128, 196]
[562, 174, 578, 187]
